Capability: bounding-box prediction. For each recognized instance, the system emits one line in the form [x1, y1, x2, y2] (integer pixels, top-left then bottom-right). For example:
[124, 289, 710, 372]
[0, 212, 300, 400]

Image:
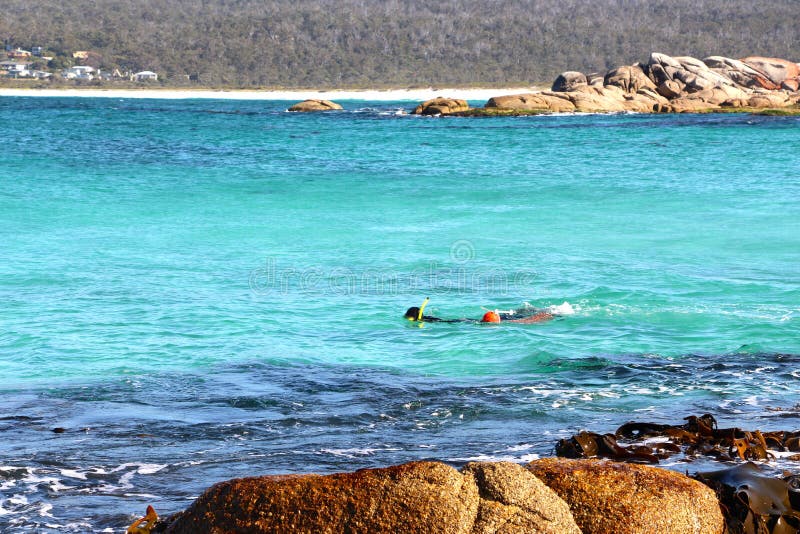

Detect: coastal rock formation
[741, 57, 800, 91]
[463, 462, 581, 534]
[604, 65, 655, 93]
[164, 461, 477, 533]
[477, 52, 800, 115]
[551, 71, 587, 92]
[528, 458, 725, 534]
[287, 99, 343, 112]
[412, 97, 470, 115]
[162, 460, 581, 533]
[703, 56, 777, 89]
[485, 85, 667, 113]
[486, 92, 575, 112]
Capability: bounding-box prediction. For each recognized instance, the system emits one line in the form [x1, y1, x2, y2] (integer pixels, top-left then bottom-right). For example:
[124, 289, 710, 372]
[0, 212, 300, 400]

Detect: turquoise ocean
[1, 96, 799, 531]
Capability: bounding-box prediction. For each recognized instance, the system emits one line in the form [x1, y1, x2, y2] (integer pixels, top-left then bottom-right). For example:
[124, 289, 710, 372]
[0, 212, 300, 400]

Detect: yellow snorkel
[417, 297, 430, 321]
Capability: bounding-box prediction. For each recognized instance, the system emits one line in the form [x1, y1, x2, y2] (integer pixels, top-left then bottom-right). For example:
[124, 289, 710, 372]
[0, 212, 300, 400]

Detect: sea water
[0, 97, 798, 531]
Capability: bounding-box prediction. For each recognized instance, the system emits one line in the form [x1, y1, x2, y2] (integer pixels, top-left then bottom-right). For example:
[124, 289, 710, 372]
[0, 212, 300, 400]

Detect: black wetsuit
[405, 305, 551, 323]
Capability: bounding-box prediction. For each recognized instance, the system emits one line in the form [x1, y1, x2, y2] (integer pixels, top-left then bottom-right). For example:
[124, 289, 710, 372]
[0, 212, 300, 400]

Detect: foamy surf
[549, 302, 576, 315]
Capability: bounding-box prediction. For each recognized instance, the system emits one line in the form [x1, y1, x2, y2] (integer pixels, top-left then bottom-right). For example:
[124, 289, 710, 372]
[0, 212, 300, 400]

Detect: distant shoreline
[0, 86, 538, 101]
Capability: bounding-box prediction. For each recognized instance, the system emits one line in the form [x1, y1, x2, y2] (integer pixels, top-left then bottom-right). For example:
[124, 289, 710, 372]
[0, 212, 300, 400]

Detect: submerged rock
[412, 97, 470, 115]
[528, 457, 725, 534]
[287, 99, 343, 112]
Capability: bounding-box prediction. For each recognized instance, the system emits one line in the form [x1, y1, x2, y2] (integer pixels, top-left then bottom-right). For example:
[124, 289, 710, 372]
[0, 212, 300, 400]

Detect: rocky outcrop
[162, 460, 581, 534]
[528, 458, 725, 534]
[703, 56, 776, 89]
[552, 71, 588, 92]
[485, 85, 667, 113]
[475, 52, 800, 115]
[287, 99, 343, 112]
[486, 92, 575, 112]
[164, 461, 477, 533]
[741, 56, 800, 91]
[412, 97, 470, 115]
[463, 462, 580, 534]
[604, 65, 655, 93]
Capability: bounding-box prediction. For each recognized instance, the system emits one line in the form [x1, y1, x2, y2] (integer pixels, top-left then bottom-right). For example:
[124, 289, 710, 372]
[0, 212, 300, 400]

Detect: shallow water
[1, 98, 799, 531]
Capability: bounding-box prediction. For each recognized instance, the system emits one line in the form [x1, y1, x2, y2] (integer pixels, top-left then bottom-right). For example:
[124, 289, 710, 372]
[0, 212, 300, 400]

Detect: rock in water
[527, 458, 725, 534]
[287, 99, 343, 112]
[164, 461, 478, 533]
[412, 97, 470, 115]
[463, 462, 581, 534]
[485, 93, 576, 112]
[551, 71, 588, 92]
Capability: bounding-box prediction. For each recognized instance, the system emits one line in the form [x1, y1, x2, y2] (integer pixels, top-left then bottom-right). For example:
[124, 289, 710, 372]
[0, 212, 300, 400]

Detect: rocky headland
[412, 52, 800, 116]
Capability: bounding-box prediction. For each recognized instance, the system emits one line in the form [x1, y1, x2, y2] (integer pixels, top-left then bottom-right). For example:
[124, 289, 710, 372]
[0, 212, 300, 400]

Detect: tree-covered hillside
[2, 0, 798, 87]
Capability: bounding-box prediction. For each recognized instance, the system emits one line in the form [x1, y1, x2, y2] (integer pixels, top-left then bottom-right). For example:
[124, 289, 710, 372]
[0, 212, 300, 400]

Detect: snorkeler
[403, 298, 471, 323]
[404, 298, 555, 324]
[479, 310, 554, 323]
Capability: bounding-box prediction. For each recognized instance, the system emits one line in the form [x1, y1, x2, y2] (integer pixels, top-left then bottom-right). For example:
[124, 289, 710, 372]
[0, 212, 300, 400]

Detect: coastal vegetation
[2, 0, 799, 87]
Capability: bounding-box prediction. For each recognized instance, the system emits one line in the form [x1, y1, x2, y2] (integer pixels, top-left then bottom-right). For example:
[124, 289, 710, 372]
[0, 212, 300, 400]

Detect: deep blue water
[1, 96, 798, 531]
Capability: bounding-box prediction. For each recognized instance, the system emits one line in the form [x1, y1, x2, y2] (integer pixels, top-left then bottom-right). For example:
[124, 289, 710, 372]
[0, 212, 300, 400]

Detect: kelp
[556, 414, 800, 533]
[556, 413, 800, 464]
[127, 505, 159, 534]
[696, 463, 800, 534]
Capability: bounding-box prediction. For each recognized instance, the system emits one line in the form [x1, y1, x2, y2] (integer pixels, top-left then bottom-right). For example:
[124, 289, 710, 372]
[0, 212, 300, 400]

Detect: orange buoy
[481, 311, 501, 323]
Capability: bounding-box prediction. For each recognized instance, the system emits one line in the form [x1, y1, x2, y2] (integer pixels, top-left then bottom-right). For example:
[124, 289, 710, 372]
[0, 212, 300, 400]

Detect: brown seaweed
[695, 463, 800, 534]
[556, 414, 800, 466]
[127, 505, 159, 534]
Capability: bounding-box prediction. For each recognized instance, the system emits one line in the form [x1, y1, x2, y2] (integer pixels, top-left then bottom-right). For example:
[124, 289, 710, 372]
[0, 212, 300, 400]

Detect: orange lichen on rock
[527, 457, 725, 534]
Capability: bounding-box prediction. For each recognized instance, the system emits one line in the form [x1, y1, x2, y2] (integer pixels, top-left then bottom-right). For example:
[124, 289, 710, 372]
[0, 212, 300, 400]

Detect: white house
[62, 65, 94, 80]
[0, 61, 32, 77]
[133, 70, 158, 81]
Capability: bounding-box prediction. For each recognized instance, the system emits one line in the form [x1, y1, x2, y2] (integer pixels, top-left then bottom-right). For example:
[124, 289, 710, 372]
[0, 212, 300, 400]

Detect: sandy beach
[0, 86, 536, 101]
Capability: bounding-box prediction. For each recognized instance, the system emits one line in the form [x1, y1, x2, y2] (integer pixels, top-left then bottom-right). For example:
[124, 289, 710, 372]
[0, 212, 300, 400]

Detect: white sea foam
[60, 469, 87, 480]
[449, 452, 540, 463]
[111, 463, 168, 475]
[320, 447, 401, 458]
[549, 302, 576, 315]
